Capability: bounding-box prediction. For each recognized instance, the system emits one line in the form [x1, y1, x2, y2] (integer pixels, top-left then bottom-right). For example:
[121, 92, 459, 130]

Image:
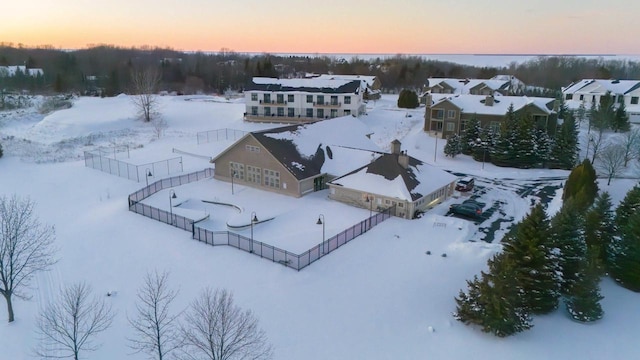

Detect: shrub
[397, 89, 419, 109]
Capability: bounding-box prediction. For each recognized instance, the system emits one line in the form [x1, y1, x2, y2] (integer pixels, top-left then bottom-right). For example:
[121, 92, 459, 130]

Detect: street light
[365, 195, 373, 229]
[250, 211, 258, 253]
[434, 131, 438, 162]
[476, 138, 486, 170]
[316, 214, 326, 253]
[231, 169, 236, 195]
[145, 168, 152, 187]
[169, 190, 177, 223]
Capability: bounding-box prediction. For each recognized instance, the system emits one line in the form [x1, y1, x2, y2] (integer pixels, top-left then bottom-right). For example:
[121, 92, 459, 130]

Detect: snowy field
[0, 94, 638, 359]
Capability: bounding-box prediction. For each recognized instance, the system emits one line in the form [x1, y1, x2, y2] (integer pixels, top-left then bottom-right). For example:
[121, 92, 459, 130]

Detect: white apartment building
[244, 77, 366, 123]
[562, 79, 640, 123]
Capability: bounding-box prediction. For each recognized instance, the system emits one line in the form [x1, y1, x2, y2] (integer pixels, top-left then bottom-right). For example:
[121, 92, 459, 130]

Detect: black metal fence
[85, 149, 183, 183]
[196, 128, 247, 144]
[127, 167, 395, 270]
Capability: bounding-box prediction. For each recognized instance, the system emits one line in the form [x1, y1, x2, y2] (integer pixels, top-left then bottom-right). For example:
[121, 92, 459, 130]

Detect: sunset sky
[1, 0, 638, 54]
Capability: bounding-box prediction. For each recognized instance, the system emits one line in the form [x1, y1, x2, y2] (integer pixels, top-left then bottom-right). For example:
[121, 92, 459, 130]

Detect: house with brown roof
[327, 140, 458, 219]
[424, 94, 557, 139]
[421, 75, 525, 103]
[211, 116, 382, 197]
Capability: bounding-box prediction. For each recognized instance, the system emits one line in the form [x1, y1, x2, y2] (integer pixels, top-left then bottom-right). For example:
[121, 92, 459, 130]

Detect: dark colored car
[450, 202, 483, 219]
[455, 177, 475, 192]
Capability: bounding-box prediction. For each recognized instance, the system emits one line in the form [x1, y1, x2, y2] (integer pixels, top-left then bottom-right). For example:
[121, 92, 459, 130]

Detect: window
[489, 121, 500, 133]
[447, 110, 456, 119]
[317, 109, 324, 118]
[277, 94, 284, 104]
[245, 145, 260, 153]
[264, 169, 280, 188]
[330, 109, 338, 118]
[230, 162, 244, 180]
[460, 119, 468, 132]
[330, 95, 338, 105]
[246, 165, 261, 184]
[288, 94, 294, 102]
[264, 107, 271, 116]
[344, 109, 351, 116]
[579, 94, 584, 101]
[251, 93, 258, 101]
[263, 94, 271, 103]
[306, 108, 313, 117]
[565, 94, 573, 100]
[306, 95, 313, 103]
[431, 109, 444, 119]
[287, 108, 295, 117]
[344, 96, 351, 104]
[277, 107, 284, 116]
[251, 106, 258, 116]
[316, 95, 324, 105]
[618, 96, 624, 104]
[446, 122, 455, 131]
[632, 96, 639, 105]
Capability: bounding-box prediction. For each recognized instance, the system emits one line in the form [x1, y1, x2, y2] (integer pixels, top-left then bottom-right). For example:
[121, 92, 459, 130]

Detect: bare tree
[621, 127, 640, 166]
[587, 129, 605, 164]
[131, 67, 161, 122]
[128, 270, 182, 360]
[0, 195, 56, 322]
[181, 288, 273, 360]
[596, 143, 627, 186]
[152, 117, 168, 139]
[35, 282, 115, 360]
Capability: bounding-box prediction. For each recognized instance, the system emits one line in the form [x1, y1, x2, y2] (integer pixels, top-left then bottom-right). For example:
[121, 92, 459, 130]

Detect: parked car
[450, 202, 483, 219]
[455, 177, 475, 192]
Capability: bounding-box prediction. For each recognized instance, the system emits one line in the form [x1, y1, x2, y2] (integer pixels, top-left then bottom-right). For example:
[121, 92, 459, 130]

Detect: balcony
[313, 101, 341, 108]
[259, 100, 287, 105]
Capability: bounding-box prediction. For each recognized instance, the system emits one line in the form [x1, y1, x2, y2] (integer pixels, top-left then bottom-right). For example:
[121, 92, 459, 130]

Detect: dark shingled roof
[333, 153, 425, 201]
[246, 79, 361, 94]
[251, 125, 325, 180]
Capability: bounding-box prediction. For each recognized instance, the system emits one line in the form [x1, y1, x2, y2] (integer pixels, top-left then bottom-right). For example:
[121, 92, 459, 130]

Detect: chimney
[391, 139, 402, 155]
[398, 150, 409, 169]
[425, 93, 433, 107]
[485, 95, 494, 106]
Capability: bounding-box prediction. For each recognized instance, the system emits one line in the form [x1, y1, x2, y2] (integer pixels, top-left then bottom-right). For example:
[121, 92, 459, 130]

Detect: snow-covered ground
[0, 94, 638, 359]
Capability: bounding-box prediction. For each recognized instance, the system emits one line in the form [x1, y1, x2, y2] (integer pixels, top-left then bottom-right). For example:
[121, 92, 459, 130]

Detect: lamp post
[365, 195, 373, 229]
[250, 211, 258, 253]
[145, 168, 152, 187]
[476, 138, 486, 170]
[169, 190, 177, 224]
[434, 131, 438, 163]
[231, 170, 236, 195]
[316, 214, 325, 253]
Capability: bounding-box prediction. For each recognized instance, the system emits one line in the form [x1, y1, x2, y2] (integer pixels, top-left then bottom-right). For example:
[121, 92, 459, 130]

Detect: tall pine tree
[562, 159, 598, 211]
[564, 252, 604, 322]
[502, 204, 560, 314]
[548, 112, 579, 169]
[584, 192, 616, 272]
[550, 200, 586, 296]
[612, 101, 630, 133]
[614, 184, 640, 230]
[459, 116, 481, 155]
[609, 210, 640, 292]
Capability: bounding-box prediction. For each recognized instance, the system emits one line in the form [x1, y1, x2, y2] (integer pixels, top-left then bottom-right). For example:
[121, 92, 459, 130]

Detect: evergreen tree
[397, 89, 419, 108]
[514, 111, 538, 168]
[575, 101, 587, 126]
[444, 134, 461, 158]
[548, 112, 579, 169]
[609, 210, 640, 292]
[612, 101, 630, 133]
[0, 142, 3, 158]
[564, 253, 604, 322]
[562, 159, 598, 211]
[502, 204, 559, 314]
[591, 92, 615, 131]
[490, 104, 519, 167]
[584, 192, 616, 272]
[459, 116, 480, 155]
[614, 184, 640, 230]
[550, 200, 586, 296]
[534, 127, 551, 167]
[454, 253, 532, 337]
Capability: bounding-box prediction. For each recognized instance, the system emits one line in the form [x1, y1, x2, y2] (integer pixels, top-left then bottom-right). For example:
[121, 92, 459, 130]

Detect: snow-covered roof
[247, 116, 382, 180]
[427, 78, 511, 94]
[432, 94, 554, 116]
[329, 151, 458, 202]
[562, 79, 640, 95]
[314, 74, 378, 88]
[249, 77, 360, 93]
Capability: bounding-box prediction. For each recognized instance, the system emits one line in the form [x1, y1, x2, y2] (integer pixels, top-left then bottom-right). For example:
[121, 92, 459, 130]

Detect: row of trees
[2, 44, 640, 96]
[444, 105, 579, 170]
[36, 272, 273, 360]
[455, 159, 640, 336]
[0, 195, 272, 359]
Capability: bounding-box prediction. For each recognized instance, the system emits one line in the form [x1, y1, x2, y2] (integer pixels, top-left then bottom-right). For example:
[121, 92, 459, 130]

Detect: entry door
[314, 176, 324, 191]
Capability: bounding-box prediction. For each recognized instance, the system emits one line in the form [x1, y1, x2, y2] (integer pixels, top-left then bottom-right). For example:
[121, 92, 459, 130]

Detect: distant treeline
[1, 44, 639, 96]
